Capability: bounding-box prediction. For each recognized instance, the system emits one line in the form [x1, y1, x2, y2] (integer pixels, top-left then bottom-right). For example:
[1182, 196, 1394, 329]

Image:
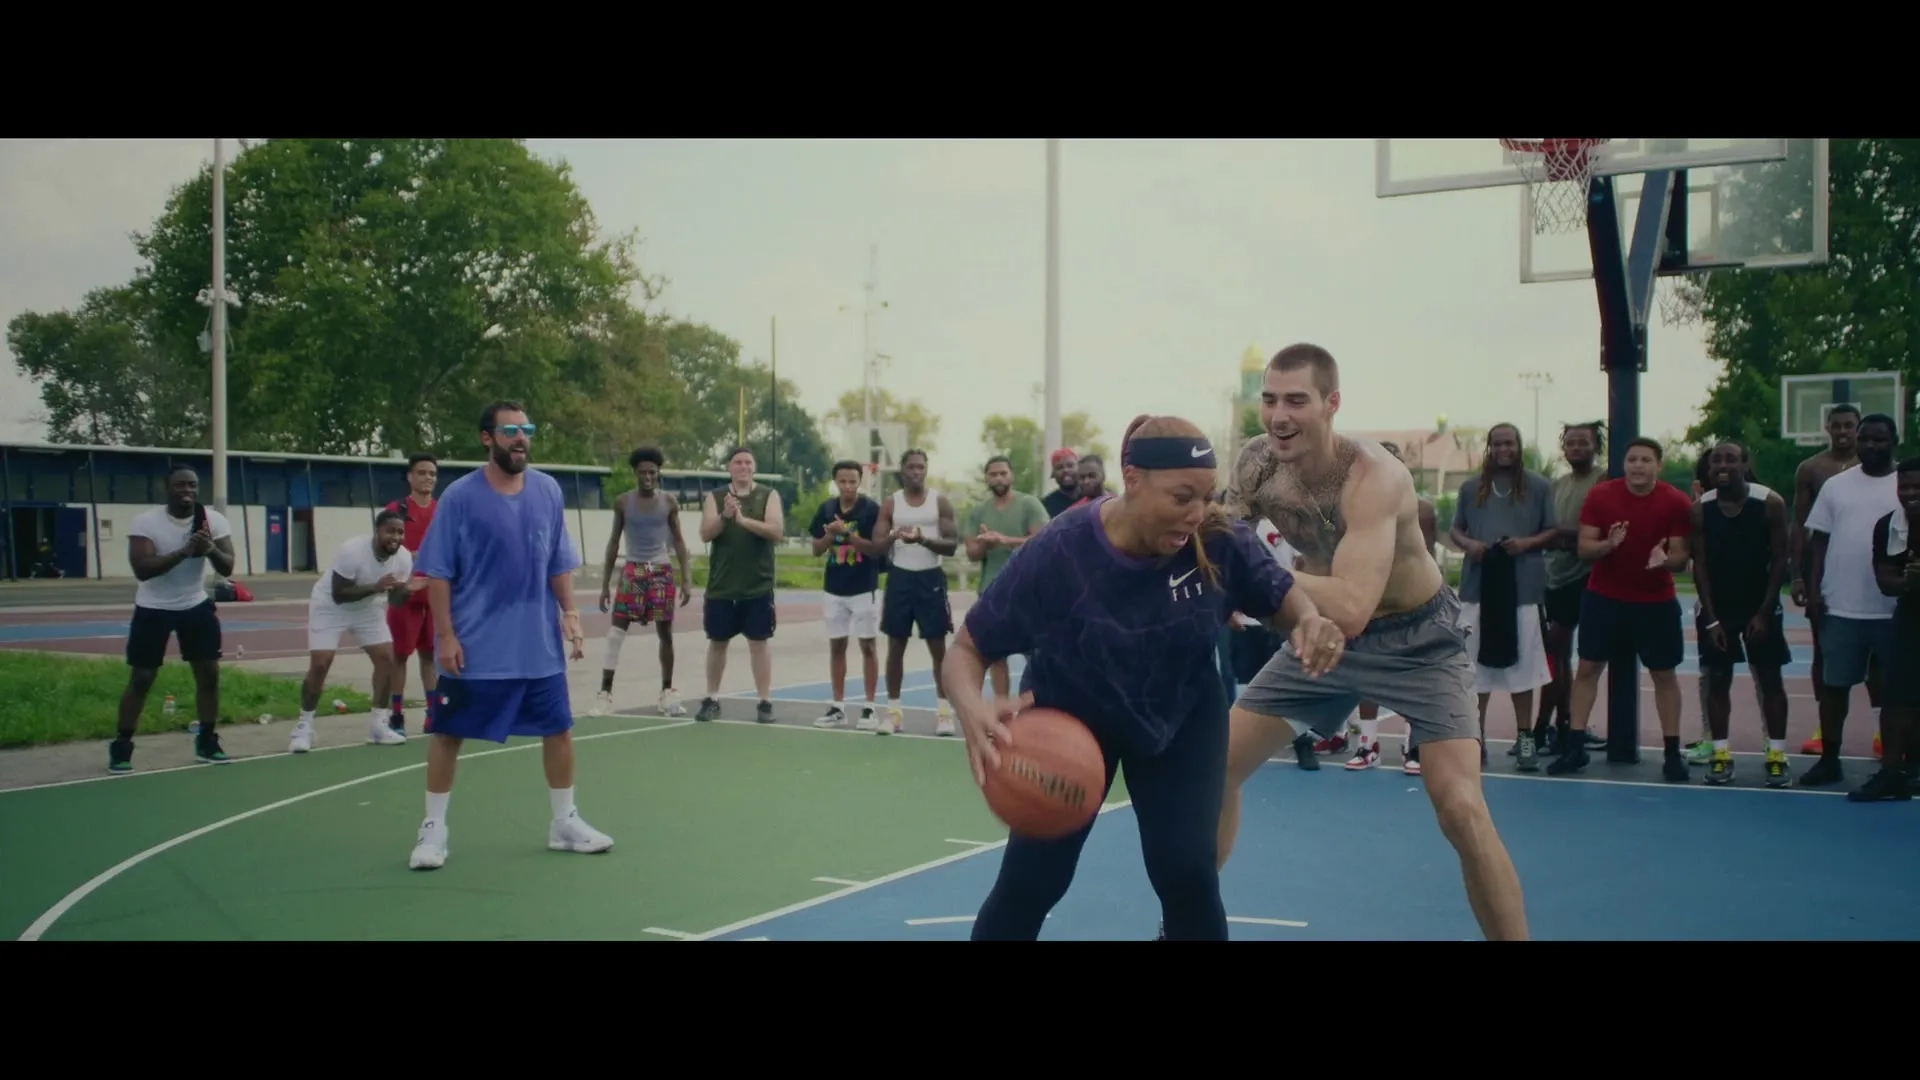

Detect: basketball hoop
[1501, 139, 1610, 235]
[1655, 273, 1709, 328]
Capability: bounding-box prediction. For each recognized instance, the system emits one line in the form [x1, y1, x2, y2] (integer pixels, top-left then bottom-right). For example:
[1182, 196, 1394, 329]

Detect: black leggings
[971, 676, 1230, 941]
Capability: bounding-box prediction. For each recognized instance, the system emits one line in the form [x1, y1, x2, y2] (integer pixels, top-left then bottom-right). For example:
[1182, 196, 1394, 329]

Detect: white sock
[832, 700, 846, 714]
[299, 709, 315, 724]
[425, 791, 450, 826]
[550, 786, 575, 820]
[1768, 738, 1786, 753]
[602, 625, 627, 671]
[1356, 719, 1381, 744]
[1713, 738, 1729, 752]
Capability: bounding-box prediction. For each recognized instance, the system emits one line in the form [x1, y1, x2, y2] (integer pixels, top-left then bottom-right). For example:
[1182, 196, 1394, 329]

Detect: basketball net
[1501, 138, 1609, 235]
[1655, 272, 1710, 328]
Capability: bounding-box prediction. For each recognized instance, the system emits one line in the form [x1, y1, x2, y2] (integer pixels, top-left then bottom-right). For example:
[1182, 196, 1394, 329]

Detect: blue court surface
[0, 620, 283, 643]
[716, 652, 1918, 942]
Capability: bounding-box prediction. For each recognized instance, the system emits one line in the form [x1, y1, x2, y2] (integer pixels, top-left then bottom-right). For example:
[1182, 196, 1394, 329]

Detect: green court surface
[1, 714, 1087, 942]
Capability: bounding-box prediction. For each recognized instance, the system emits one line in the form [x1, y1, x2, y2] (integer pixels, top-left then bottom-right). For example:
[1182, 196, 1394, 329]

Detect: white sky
[0, 138, 1731, 472]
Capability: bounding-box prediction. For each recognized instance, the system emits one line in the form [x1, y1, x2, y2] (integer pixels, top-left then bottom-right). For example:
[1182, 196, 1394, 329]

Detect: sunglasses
[493, 423, 537, 438]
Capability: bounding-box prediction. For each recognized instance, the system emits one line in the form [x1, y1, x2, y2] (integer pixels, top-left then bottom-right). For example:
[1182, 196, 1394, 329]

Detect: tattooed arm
[1224, 436, 1280, 525]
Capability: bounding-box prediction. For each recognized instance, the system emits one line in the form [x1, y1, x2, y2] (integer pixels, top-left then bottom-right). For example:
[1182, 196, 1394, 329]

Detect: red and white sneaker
[1344, 738, 1380, 770]
[1403, 747, 1422, 776]
[1314, 732, 1349, 756]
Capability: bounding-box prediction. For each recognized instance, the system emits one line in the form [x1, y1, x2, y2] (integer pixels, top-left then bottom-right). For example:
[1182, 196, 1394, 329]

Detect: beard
[492, 443, 528, 474]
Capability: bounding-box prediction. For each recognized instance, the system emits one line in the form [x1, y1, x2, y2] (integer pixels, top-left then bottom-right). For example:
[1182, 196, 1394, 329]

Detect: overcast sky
[0, 138, 1732, 472]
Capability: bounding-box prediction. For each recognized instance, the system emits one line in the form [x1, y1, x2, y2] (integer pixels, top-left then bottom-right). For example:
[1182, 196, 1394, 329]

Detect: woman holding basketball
[943, 414, 1346, 941]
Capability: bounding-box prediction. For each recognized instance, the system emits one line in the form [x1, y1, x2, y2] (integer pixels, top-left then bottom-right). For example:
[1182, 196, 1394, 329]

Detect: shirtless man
[1791, 404, 1882, 758]
[1217, 343, 1529, 941]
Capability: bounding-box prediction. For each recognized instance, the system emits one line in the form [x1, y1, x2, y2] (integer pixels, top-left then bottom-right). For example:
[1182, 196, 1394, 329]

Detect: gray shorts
[1237, 587, 1480, 751]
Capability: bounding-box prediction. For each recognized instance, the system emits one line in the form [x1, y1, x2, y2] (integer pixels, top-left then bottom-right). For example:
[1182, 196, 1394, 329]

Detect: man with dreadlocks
[1446, 423, 1558, 770]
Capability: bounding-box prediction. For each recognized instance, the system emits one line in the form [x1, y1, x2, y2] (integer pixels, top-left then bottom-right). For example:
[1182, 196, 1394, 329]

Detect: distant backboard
[1376, 140, 1789, 198]
[839, 421, 910, 493]
[1522, 139, 1829, 283]
[1780, 372, 1906, 447]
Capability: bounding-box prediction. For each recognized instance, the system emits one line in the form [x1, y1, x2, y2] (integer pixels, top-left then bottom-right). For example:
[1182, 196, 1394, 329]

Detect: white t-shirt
[129, 506, 233, 612]
[311, 535, 414, 618]
[1804, 467, 1900, 620]
[1233, 518, 1299, 627]
[1697, 482, 1773, 503]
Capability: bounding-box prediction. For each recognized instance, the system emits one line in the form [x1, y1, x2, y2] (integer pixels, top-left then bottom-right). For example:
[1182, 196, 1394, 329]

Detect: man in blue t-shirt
[407, 400, 612, 871]
[809, 461, 886, 728]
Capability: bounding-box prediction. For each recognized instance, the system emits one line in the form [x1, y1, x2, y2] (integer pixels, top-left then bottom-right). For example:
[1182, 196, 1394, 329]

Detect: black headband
[1125, 436, 1217, 470]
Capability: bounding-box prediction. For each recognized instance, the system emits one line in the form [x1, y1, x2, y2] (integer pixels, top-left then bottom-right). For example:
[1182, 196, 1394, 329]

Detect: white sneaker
[591, 690, 613, 717]
[658, 688, 686, 717]
[288, 720, 315, 753]
[856, 709, 879, 732]
[883, 704, 904, 735]
[549, 809, 614, 854]
[815, 707, 847, 728]
[368, 716, 408, 745]
[409, 820, 448, 870]
[935, 715, 955, 737]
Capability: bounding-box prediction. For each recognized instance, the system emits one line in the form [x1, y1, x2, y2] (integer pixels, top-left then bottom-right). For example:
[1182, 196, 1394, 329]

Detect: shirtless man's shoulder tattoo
[1226, 435, 1357, 568]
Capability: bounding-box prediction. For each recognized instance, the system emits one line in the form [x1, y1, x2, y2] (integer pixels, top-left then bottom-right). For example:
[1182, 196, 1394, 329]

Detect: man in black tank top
[1690, 441, 1794, 787]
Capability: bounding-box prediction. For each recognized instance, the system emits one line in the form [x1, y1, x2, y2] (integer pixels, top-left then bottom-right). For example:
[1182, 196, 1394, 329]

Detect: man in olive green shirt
[964, 455, 1051, 706]
[1537, 421, 1605, 753]
[695, 446, 784, 724]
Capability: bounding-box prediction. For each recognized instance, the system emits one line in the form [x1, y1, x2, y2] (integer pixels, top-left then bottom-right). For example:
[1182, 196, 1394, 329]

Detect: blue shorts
[431, 673, 574, 743]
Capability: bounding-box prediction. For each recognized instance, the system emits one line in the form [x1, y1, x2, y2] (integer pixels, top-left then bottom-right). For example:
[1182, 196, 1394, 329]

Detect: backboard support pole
[1588, 168, 1676, 765]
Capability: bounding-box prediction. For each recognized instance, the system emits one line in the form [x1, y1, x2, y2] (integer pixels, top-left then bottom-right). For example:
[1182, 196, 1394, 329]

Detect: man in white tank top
[872, 451, 960, 735]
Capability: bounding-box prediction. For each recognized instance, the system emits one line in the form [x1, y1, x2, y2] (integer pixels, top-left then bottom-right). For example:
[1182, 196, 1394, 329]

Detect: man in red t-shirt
[383, 453, 439, 733]
[1548, 437, 1694, 782]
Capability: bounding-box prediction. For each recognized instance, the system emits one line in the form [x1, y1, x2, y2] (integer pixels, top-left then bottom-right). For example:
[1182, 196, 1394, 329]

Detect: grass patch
[0, 651, 374, 749]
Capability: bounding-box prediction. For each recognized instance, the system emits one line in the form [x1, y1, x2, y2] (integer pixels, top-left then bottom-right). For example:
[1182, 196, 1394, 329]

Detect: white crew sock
[1356, 719, 1381, 744]
[299, 709, 315, 724]
[831, 700, 846, 714]
[1768, 738, 1786, 753]
[602, 626, 627, 671]
[425, 791, 450, 826]
[550, 786, 575, 820]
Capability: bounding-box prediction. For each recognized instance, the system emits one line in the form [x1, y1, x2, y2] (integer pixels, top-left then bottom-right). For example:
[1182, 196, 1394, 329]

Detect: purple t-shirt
[966, 497, 1294, 757]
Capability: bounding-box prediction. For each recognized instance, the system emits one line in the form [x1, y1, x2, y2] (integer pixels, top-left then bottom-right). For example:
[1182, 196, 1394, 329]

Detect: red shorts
[613, 561, 678, 625]
[386, 599, 434, 660]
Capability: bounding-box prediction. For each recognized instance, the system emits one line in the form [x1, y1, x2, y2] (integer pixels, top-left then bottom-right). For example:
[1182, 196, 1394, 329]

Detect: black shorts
[1543, 578, 1588, 628]
[126, 600, 223, 669]
[704, 593, 776, 643]
[1696, 601, 1794, 670]
[881, 567, 952, 640]
[1576, 591, 1685, 672]
[1886, 612, 1920, 708]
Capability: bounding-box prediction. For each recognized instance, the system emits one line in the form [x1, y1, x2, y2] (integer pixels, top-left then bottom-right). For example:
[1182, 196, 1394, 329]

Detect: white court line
[812, 876, 868, 887]
[1229, 915, 1309, 928]
[15, 718, 698, 942]
[739, 936, 771, 941]
[944, 838, 995, 847]
[642, 927, 694, 939]
[682, 799, 1135, 942]
[905, 915, 978, 926]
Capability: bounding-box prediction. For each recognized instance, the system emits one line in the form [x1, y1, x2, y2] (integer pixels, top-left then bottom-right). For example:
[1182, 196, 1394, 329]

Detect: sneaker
[1344, 738, 1380, 771]
[368, 716, 407, 745]
[389, 709, 406, 734]
[1514, 731, 1539, 772]
[856, 708, 879, 732]
[195, 731, 230, 764]
[289, 720, 315, 754]
[1799, 734, 1824, 756]
[1798, 756, 1844, 787]
[1546, 744, 1589, 776]
[659, 688, 687, 717]
[108, 737, 134, 774]
[1873, 732, 1883, 760]
[591, 690, 614, 717]
[934, 708, 955, 737]
[1764, 748, 1792, 788]
[1705, 748, 1735, 785]
[814, 707, 847, 729]
[695, 697, 721, 722]
[755, 700, 774, 724]
[1662, 751, 1690, 783]
[1686, 740, 1715, 765]
[879, 704, 903, 735]
[549, 809, 615, 853]
[1313, 732, 1349, 756]
[409, 820, 448, 870]
[1847, 767, 1911, 803]
[1293, 732, 1320, 771]
[1403, 745, 1422, 775]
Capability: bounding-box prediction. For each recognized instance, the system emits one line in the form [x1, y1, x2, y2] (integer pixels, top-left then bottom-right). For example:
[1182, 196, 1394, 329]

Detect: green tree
[823, 387, 943, 457]
[6, 285, 205, 447]
[976, 411, 1111, 496]
[1685, 138, 1920, 502]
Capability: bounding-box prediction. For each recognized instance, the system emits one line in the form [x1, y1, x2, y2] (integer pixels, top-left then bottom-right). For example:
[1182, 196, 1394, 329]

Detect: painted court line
[944, 838, 995, 847]
[905, 915, 977, 926]
[1228, 915, 1309, 928]
[642, 927, 695, 940]
[812, 876, 868, 887]
[15, 718, 698, 942]
[682, 799, 1136, 942]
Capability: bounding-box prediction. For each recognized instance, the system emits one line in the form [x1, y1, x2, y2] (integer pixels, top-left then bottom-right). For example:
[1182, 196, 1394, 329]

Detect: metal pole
[211, 138, 229, 515]
[862, 246, 876, 433]
[1044, 138, 1062, 461]
[770, 315, 778, 475]
[1519, 371, 1553, 466]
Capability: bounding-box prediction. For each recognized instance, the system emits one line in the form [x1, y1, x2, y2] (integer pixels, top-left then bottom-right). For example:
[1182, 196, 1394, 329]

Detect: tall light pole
[1043, 138, 1062, 464]
[211, 138, 229, 513]
[1519, 371, 1553, 463]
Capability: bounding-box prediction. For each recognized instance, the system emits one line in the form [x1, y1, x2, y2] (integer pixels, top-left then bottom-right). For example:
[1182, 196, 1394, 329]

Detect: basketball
[982, 707, 1106, 840]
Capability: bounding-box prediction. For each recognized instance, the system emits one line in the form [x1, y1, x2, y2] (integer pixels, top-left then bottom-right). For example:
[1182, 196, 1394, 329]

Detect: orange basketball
[982, 707, 1107, 840]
